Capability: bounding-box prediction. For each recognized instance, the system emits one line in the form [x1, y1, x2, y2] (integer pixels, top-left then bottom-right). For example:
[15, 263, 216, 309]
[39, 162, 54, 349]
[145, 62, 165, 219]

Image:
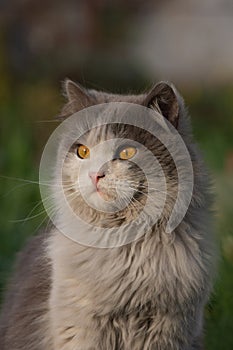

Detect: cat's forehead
[79, 124, 115, 147]
[76, 103, 146, 148]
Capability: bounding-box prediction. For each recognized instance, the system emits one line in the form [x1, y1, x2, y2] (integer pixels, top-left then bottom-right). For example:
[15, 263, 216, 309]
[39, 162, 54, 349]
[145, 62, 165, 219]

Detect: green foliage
[204, 175, 233, 350]
[190, 87, 233, 349]
[0, 101, 46, 303]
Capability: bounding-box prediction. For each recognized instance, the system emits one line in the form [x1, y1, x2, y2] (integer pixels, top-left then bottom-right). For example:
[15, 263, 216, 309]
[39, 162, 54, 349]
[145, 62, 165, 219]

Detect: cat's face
[62, 123, 151, 216]
[48, 80, 187, 242]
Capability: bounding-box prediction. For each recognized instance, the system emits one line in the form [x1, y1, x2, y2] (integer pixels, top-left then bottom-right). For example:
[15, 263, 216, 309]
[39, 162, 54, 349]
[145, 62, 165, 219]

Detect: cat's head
[50, 80, 192, 244]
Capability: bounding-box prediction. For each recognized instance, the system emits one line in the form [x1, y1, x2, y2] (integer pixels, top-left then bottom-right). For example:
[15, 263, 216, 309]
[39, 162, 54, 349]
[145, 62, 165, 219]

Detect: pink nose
[89, 171, 105, 186]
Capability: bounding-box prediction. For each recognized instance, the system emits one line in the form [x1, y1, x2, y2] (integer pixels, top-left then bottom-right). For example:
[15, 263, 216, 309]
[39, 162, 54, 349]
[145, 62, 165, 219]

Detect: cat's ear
[143, 82, 180, 128]
[64, 79, 92, 105]
[58, 79, 94, 119]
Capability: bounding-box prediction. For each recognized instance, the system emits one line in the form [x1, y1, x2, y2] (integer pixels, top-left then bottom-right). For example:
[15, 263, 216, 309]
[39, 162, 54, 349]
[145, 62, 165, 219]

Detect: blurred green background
[0, 1, 233, 349]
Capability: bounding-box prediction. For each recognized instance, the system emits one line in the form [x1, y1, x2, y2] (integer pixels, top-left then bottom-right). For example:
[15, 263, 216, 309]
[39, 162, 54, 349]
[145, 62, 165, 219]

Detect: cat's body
[0, 81, 216, 349]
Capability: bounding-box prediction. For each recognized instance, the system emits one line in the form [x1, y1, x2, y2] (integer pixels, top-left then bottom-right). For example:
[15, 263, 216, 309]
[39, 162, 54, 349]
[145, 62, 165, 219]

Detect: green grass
[0, 102, 46, 303]
[0, 86, 233, 349]
[204, 174, 233, 349]
[190, 87, 233, 349]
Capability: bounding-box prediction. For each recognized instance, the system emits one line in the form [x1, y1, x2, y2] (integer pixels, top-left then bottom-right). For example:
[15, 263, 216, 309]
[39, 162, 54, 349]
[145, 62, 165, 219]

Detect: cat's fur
[0, 80, 216, 349]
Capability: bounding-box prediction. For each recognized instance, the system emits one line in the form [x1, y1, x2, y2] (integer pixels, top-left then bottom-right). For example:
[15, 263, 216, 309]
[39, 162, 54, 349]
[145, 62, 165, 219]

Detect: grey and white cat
[0, 80, 216, 349]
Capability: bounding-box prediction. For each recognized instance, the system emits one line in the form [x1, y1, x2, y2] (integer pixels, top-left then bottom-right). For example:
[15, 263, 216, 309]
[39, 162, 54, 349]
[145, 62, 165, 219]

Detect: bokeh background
[0, 1, 233, 349]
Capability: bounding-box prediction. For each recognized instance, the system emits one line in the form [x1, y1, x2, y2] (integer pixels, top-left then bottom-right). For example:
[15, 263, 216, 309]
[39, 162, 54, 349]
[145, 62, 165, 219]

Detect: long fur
[0, 81, 216, 350]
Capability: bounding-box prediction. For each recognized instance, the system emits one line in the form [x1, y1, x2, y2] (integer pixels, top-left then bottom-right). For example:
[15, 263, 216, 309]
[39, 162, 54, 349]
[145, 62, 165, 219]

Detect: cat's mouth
[94, 178, 144, 205]
[95, 182, 118, 202]
[87, 175, 125, 203]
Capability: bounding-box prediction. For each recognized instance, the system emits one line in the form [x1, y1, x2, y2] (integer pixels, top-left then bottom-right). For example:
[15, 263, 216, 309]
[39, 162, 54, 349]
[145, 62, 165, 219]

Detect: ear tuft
[59, 79, 94, 119]
[144, 82, 180, 128]
[63, 79, 91, 104]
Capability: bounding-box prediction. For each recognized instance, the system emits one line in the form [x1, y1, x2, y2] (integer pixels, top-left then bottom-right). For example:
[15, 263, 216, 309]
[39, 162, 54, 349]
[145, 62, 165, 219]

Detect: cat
[0, 80, 216, 350]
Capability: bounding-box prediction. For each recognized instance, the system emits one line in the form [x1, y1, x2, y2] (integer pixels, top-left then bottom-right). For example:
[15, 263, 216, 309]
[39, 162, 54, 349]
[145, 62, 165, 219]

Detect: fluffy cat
[0, 80, 216, 350]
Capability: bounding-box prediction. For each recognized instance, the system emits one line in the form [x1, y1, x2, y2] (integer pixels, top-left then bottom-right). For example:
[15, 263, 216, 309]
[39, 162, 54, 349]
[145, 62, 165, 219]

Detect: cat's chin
[96, 188, 115, 202]
[87, 189, 114, 211]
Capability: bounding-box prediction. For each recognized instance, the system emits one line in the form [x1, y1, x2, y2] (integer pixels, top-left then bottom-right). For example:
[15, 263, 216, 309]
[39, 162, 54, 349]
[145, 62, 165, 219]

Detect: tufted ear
[143, 82, 180, 128]
[64, 79, 92, 105]
[58, 79, 95, 119]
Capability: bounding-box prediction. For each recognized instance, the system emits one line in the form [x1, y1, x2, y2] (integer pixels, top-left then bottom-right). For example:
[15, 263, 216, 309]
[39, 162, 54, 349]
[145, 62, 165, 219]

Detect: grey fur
[0, 81, 216, 349]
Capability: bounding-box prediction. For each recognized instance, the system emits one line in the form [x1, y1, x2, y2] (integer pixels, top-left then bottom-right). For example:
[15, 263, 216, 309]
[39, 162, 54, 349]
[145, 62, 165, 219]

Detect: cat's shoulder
[0, 230, 51, 323]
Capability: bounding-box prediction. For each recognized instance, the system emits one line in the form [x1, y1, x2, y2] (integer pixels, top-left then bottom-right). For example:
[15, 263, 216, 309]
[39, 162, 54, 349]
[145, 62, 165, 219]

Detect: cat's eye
[119, 146, 137, 160]
[77, 144, 90, 159]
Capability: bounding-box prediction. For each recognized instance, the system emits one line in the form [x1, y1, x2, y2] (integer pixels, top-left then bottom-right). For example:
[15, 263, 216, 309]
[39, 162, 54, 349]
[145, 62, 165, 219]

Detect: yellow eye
[77, 144, 90, 159]
[119, 147, 137, 160]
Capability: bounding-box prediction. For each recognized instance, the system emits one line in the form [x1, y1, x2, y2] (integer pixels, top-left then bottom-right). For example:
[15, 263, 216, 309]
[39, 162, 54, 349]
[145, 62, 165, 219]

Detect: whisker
[34, 120, 60, 123]
[9, 210, 47, 223]
[0, 174, 75, 187]
[8, 187, 76, 224]
[1, 182, 33, 198]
